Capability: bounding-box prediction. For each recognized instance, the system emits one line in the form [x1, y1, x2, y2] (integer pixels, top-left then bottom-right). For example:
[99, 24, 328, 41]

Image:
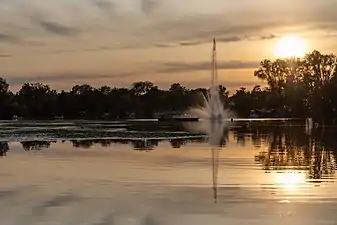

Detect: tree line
[0, 50, 336, 121]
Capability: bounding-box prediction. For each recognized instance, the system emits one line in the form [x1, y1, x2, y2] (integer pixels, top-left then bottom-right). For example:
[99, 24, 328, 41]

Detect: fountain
[187, 38, 232, 121]
[183, 38, 232, 203]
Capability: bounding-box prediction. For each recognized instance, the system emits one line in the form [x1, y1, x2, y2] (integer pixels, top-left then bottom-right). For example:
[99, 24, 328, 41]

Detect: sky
[1, 0, 337, 93]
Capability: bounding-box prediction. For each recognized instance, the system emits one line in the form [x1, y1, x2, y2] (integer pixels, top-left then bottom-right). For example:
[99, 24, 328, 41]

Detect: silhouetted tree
[169, 139, 187, 148]
[72, 140, 94, 148]
[0, 78, 13, 119]
[254, 50, 337, 119]
[21, 141, 53, 151]
[132, 139, 159, 151]
[16, 83, 57, 118]
[230, 87, 253, 117]
[131, 81, 157, 96]
[0, 142, 9, 157]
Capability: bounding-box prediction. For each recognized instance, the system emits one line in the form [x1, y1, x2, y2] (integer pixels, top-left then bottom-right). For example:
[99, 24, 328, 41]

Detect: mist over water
[187, 89, 233, 121]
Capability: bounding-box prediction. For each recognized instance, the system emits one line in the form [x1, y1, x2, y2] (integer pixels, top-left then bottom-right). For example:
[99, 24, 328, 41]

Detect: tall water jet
[184, 38, 232, 203]
[183, 38, 233, 203]
[187, 38, 232, 120]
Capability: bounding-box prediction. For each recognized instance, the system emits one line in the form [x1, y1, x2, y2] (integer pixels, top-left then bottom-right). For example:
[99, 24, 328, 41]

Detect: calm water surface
[1, 120, 337, 225]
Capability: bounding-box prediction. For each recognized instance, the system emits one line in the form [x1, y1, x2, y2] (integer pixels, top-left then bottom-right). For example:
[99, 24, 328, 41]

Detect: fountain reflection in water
[184, 38, 231, 203]
[184, 120, 228, 203]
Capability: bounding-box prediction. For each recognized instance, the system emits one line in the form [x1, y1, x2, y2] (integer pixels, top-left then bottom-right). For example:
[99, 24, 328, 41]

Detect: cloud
[260, 34, 277, 40]
[93, 0, 116, 15]
[154, 43, 176, 48]
[141, 0, 158, 15]
[217, 36, 245, 43]
[2, 0, 336, 51]
[35, 20, 79, 36]
[179, 36, 243, 46]
[157, 60, 260, 73]
[45, 32, 278, 54]
[146, 16, 281, 46]
[6, 72, 136, 86]
[93, 0, 115, 10]
[0, 33, 19, 43]
[177, 35, 250, 47]
[45, 44, 148, 54]
[176, 34, 279, 47]
[178, 41, 204, 46]
[0, 33, 45, 46]
[1, 0, 337, 92]
[0, 54, 12, 58]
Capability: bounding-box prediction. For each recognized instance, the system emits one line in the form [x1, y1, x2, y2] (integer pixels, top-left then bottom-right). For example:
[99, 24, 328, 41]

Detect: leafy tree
[230, 87, 252, 117]
[254, 50, 337, 119]
[169, 83, 186, 92]
[16, 83, 57, 118]
[0, 78, 12, 119]
[0, 77, 9, 94]
[131, 81, 157, 96]
[218, 85, 230, 107]
[0, 142, 9, 157]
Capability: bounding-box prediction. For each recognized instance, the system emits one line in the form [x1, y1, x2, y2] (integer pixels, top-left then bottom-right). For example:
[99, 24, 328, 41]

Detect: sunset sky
[1, 0, 337, 92]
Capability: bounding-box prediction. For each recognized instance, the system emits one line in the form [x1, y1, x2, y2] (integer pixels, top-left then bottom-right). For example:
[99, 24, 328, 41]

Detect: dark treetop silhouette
[0, 50, 336, 121]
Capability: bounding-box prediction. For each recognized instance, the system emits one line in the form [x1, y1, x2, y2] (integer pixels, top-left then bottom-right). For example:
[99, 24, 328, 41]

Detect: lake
[1, 119, 337, 225]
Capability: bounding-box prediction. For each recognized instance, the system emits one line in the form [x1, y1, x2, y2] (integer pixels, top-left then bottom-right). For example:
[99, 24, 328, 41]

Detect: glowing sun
[274, 35, 308, 58]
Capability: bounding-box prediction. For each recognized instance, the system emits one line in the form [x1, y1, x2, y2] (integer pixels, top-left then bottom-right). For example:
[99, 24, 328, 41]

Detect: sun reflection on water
[274, 171, 307, 191]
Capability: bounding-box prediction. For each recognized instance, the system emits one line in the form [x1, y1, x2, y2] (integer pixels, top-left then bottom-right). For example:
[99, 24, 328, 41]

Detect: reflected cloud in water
[183, 121, 337, 199]
[1, 121, 337, 195]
